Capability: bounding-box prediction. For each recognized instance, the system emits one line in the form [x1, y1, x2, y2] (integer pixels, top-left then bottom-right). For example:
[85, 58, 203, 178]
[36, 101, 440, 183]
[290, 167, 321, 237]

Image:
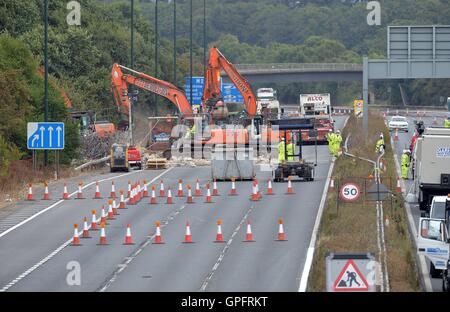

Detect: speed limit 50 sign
[339, 183, 361, 202]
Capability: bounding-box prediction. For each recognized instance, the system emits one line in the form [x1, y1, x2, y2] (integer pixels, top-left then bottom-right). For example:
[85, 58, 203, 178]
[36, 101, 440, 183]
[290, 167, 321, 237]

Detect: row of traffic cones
[72, 218, 288, 246]
[29, 177, 294, 202]
[27, 180, 127, 201]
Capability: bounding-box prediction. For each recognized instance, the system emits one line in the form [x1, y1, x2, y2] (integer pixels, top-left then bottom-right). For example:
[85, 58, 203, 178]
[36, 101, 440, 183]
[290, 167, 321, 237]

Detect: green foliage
[0, 135, 23, 177]
[0, 33, 79, 164]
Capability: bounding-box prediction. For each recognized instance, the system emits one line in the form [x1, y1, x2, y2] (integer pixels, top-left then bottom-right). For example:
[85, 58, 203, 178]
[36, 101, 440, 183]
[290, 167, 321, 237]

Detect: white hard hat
[336, 130, 341, 134]
[380, 133, 384, 139]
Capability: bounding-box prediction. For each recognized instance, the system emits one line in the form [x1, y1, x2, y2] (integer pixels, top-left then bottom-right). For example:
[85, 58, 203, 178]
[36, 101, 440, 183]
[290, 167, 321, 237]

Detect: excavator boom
[111, 63, 193, 116]
[203, 47, 257, 117]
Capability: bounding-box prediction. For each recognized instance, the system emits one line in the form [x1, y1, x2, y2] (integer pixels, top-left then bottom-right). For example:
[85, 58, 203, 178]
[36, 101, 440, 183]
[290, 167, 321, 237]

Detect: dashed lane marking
[0, 168, 172, 292]
[199, 206, 255, 291]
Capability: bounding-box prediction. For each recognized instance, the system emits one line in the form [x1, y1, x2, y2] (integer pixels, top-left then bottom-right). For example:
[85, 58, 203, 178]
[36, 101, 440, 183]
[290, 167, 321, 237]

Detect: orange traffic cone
[107, 200, 115, 220]
[205, 183, 212, 203]
[212, 180, 219, 196]
[42, 182, 50, 200]
[150, 186, 157, 205]
[98, 223, 107, 245]
[123, 224, 134, 245]
[110, 181, 116, 199]
[137, 182, 142, 201]
[76, 182, 85, 199]
[159, 180, 165, 197]
[112, 199, 119, 215]
[62, 182, 70, 200]
[215, 220, 224, 243]
[230, 177, 237, 195]
[71, 224, 81, 246]
[129, 188, 135, 205]
[394, 128, 399, 142]
[100, 205, 107, 225]
[251, 181, 259, 201]
[183, 221, 193, 243]
[26, 183, 34, 201]
[255, 179, 262, 199]
[177, 179, 184, 197]
[195, 179, 202, 197]
[82, 217, 90, 238]
[276, 219, 286, 241]
[143, 180, 149, 197]
[396, 177, 401, 193]
[266, 179, 274, 195]
[244, 220, 254, 242]
[286, 176, 294, 194]
[119, 190, 126, 209]
[187, 185, 194, 204]
[127, 180, 132, 198]
[153, 221, 164, 244]
[166, 188, 173, 204]
[91, 210, 98, 230]
[94, 181, 102, 199]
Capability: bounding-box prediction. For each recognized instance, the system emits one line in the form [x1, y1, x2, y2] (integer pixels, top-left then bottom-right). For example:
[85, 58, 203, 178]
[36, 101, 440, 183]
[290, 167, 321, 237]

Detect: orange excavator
[202, 46, 257, 119]
[111, 63, 193, 117]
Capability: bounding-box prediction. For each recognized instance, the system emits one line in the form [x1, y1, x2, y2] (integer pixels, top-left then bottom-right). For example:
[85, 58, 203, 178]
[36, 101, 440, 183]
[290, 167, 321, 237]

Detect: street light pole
[129, 0, 135, 145]
[203, 0, 206, 74]
[44, 0, 49, 166]
[173, 0, 176, 84]
[155, 0, 159, 110]
[189, 0, 193, 106]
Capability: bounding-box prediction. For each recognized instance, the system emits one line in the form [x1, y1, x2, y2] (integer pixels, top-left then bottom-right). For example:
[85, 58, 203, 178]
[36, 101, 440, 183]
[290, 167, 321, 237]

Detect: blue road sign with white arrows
[27, 122, 64, 150]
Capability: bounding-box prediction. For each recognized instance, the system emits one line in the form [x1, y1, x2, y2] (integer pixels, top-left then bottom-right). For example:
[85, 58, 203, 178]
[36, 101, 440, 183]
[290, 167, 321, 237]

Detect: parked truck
[411, 127, 450, 211]
[256, 88, 280, 120]
[299, 93, 334, 144]
[418, 194, 450, 291]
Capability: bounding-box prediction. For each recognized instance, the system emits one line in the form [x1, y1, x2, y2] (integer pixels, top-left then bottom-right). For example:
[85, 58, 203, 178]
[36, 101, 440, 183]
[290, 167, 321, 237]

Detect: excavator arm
[203, 47, 257, 117]
[111, 63, 193, 116]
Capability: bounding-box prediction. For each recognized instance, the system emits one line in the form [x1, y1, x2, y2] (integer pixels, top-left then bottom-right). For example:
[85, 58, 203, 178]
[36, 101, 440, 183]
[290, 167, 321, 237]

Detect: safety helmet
[380, 133, 384, 139]
[328, 129, 333, 132]
[281, 137, 285, 141]
[336, 130, 341, 134]
[403, 149, 411, 154]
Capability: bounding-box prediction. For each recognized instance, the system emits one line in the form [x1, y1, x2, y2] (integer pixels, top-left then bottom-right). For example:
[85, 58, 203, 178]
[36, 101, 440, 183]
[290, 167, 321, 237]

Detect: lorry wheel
[430, 262, 441, 278]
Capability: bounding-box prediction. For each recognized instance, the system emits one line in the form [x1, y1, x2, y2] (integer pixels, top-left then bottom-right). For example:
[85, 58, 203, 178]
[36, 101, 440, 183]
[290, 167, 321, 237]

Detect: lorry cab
[127, 146, 142, 170]
[418, 194, 450, 286]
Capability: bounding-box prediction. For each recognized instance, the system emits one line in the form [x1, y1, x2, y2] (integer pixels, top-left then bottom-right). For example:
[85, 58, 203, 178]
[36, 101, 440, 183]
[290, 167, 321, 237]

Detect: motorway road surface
[387, 112, 448, 292]
[0, 117, 346, 292]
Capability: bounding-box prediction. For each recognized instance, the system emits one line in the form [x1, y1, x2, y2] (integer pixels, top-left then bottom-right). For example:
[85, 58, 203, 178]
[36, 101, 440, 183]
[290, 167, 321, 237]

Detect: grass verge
[308, 112, 419, 292]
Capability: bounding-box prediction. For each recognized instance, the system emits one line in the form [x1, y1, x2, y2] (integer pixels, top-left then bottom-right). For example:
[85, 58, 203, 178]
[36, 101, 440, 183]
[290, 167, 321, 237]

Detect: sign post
[27, 122, 65, 179]
[326, 253, 377, 292]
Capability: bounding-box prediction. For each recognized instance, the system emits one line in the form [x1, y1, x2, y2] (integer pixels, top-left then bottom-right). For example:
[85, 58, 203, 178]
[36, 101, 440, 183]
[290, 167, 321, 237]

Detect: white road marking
[391, 136, 433, 292]
[0, 168, 172, 292]
[297, 116, 350, 292]
[98, 201, 185, 292]
[298, 158, 335, 292]
[200, 206, 254, 291]
[0, 170, 150, 239]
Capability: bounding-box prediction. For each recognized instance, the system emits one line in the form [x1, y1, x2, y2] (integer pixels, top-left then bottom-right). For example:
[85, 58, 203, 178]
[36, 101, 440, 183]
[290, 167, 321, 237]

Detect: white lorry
[410, 128, 450, 211]
[299, 93, 334, 143]
[418, 194, 450, 291]
[256, 88, 280, 119]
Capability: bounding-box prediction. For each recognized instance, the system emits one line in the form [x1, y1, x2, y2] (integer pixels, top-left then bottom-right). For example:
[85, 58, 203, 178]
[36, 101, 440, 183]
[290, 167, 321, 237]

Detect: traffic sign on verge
[27, 122, 64, 150]
[326, 253, 376, 292]
[339, 182, 361, 202]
